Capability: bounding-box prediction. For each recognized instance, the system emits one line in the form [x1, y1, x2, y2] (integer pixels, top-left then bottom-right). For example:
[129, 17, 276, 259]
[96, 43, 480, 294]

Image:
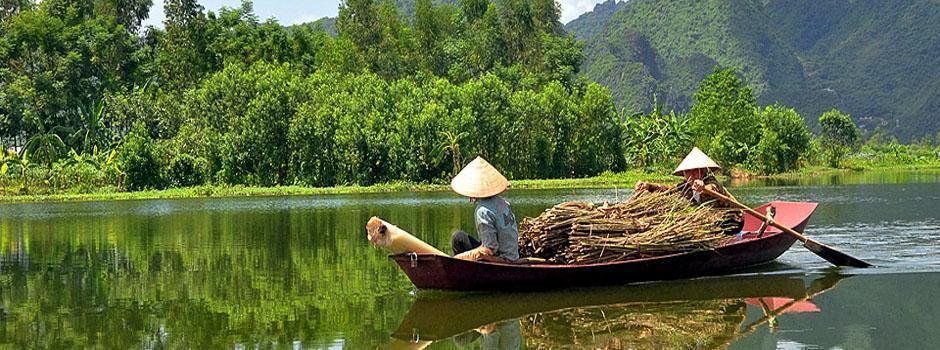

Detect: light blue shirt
[475, 195, 519, 260]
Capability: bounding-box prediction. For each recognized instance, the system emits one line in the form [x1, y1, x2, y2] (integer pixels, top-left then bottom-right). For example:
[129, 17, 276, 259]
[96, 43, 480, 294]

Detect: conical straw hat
[451, 156, 510, 198]
[673, 147, 721, 176]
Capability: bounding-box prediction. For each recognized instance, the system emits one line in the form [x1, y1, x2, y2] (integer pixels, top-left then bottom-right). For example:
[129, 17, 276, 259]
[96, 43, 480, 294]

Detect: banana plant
[71, 101, 112, 154]
[435, 130, 468, 177]
[62, 147, 104, 169]
[25, 123, 68, 167]
[102, 148, 124, 188]
[3, 151, 38, 195]
[1, 150, 9, 195]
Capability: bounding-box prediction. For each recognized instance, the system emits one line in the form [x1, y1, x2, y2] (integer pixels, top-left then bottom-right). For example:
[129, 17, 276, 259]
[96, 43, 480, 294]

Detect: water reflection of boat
[388, 273, 847, 349]
[390, 201, 818, 291]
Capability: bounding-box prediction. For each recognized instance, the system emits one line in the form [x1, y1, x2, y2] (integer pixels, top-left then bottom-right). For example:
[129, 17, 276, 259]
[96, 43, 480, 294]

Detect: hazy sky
[141, 0, 609, 28]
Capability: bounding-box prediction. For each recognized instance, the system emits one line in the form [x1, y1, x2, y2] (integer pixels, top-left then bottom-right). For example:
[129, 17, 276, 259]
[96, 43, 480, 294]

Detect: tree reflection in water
[390, 273, 846, 349]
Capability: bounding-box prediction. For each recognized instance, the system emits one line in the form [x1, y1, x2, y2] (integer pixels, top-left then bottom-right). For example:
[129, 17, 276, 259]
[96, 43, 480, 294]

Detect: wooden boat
[390, 201, 818, 291]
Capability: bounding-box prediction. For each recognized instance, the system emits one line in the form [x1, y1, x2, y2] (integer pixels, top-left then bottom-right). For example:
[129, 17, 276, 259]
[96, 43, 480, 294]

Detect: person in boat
[633, 147, 744, 235]
[450, 156, 520, 262]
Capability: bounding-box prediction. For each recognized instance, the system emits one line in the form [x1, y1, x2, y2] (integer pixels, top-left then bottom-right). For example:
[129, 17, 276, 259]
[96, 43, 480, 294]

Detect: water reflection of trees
[730, 169, 940, 187]
[0, 246, 337, 348]
[0, 203, 442, 348]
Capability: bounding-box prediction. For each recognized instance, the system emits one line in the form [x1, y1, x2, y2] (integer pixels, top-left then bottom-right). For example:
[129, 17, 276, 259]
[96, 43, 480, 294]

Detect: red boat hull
[391, 201, 818, 291]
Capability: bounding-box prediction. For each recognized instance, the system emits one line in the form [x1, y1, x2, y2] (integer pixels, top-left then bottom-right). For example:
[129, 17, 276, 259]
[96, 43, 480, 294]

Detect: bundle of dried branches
[518, 191, 735, 264]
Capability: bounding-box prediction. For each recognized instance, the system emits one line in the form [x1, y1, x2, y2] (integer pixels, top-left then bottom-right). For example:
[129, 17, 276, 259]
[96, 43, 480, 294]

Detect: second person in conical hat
[634, 147, 744, 235]
[450, 156, 520, 262]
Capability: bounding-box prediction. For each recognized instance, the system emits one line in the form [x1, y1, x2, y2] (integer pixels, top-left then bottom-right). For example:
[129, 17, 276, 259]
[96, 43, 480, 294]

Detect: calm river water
[0, 171, 939, 349]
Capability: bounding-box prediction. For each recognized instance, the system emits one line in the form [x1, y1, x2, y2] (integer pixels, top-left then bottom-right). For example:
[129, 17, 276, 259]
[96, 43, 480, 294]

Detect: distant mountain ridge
[309, 17, 336, 36]
[568, 0, 940, 139]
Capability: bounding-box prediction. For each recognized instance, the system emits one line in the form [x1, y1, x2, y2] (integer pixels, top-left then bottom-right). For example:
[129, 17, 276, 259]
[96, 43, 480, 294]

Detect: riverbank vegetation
[0, 170, 672, 203]
[1, 0, 938, 201]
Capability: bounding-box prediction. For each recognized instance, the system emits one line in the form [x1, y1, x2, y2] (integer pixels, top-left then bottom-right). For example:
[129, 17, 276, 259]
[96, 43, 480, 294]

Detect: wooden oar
[702, 187, 873, 268]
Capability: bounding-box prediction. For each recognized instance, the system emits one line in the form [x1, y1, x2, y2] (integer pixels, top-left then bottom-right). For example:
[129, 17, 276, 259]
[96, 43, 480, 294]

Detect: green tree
[337, 0, 381, 50]
[372, 0, 418, 79]
[220, 63, 300, 186]
[541, 33, 583, 85]
[748, 104, 812, 174]
[413, 0, 455, 76]
[689, 67, 759, 167]
[119, 121, 163, 190]
[506, 88, 552, 178]
[498, 0, 559, 67]
[95, 0, 154, 33]
[166, 152, 206, 187]
[158, 0, 212, 87]
[460, 73, 511, 170]
[315, 36, 365, 75]
[320, 73, 395, 185]
[540, 82, 576, 178]
[459, 0, 488, 22]
[819, 108, 859, 168]
[452, 2, 501, 81]
[289, 94, 339, 186]
[1, 2, 138, 147]
[576, 82, 624, 173]
[206, 2, 303, 68]
[0, 0, 32, 23]
[338, 0, 418, 79]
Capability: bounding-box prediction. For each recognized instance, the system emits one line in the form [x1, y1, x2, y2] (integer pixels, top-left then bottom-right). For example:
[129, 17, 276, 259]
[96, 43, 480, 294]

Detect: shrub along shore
[0, 170, 674, 204]
[3, 163, 939, 204]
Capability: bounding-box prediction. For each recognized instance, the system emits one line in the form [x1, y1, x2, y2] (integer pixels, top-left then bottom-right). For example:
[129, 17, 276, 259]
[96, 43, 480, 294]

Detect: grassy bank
[0, 170, 673, 204]
[757, 157, 940, 179]
[4, 161, 939, 204]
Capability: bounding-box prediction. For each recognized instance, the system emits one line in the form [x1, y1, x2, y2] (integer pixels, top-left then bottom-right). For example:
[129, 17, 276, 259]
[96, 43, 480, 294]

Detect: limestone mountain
[569, 0, 940, 138]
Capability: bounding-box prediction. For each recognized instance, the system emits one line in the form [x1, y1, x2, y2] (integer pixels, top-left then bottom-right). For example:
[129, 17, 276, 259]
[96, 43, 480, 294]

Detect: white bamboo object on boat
[366, 217, 449, 256]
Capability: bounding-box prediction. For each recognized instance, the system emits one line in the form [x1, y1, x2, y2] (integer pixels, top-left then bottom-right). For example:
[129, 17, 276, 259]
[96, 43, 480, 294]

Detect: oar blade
[700, 187, 874, 268]
[803, 240, 873, 268]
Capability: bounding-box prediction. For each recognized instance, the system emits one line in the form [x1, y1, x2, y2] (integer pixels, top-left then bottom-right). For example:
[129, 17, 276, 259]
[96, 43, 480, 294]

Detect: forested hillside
[766, 0, 940, 138]
[569, 0, 940, 139]
[310, 17, 336, 36]
[569, 0, 806, 121]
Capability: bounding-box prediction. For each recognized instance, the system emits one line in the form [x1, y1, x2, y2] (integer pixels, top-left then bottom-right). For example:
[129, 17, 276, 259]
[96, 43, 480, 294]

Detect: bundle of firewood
[518, 191, 735, 264]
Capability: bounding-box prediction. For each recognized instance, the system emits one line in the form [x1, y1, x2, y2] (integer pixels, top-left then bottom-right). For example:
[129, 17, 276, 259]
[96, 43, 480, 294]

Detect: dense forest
[569, 0, 940, 139]
[0, 0, 622, 193]
[0, 0, 936, 196]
